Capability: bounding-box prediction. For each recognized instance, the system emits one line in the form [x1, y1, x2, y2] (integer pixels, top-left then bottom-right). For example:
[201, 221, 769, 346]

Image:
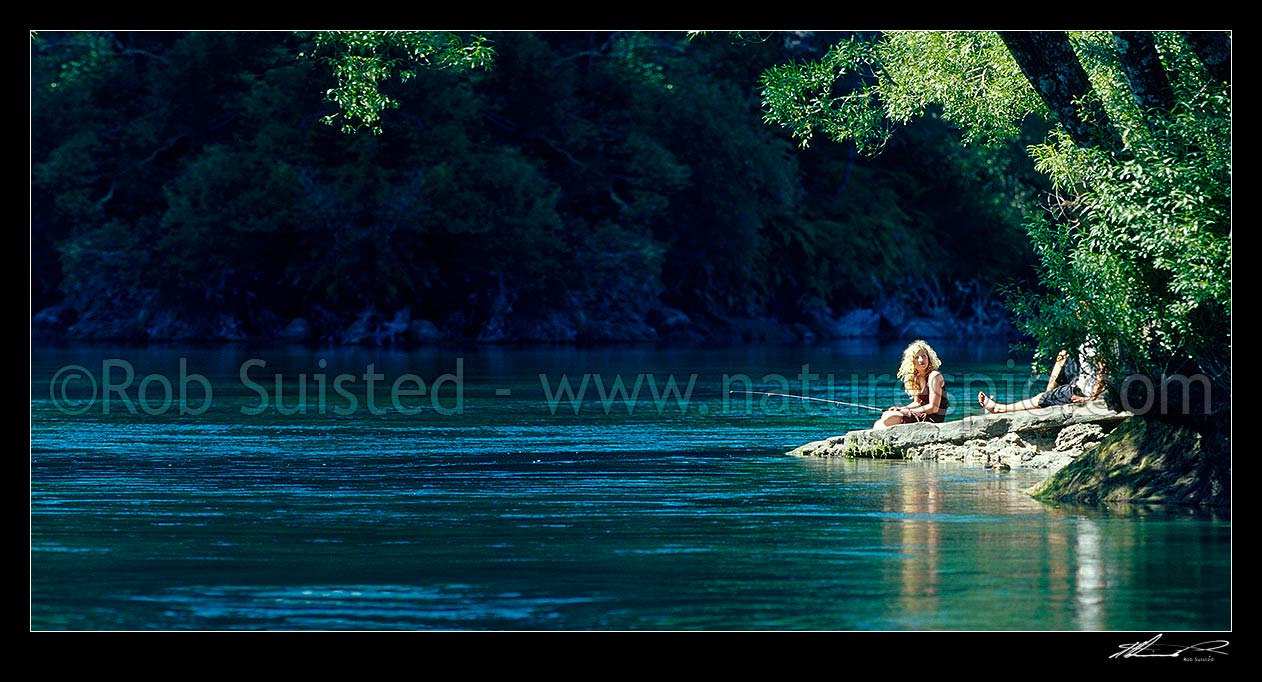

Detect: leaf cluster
[300, 31, 495, 134]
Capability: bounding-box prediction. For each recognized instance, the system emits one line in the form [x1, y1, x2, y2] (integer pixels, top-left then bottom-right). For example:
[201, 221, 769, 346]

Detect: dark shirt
[916, 371, 949, 414]
[1054, 344, 1100, 397]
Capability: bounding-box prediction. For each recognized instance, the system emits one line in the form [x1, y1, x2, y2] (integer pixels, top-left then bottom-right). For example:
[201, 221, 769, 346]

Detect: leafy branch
[299, 31, 495, 134]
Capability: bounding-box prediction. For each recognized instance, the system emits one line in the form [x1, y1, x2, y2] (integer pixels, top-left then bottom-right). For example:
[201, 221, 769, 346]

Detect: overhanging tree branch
[1112, 31, 1176, 123]
[998, 31, 1124, 151]
[1181, 31, 1231, 85]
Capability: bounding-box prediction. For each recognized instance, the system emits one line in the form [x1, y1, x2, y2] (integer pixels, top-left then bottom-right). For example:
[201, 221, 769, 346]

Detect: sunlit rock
[787, 400, 1130, 472]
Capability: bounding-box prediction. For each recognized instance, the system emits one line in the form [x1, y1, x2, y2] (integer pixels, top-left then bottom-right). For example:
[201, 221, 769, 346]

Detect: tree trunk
[999, 31, 1124, 151]
[1181, 31, 1231, 84]
[1112, 31, 1176, 122]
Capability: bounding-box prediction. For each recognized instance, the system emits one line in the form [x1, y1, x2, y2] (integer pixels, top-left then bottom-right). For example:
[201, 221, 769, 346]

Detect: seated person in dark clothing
[978, 345, 1104, 413]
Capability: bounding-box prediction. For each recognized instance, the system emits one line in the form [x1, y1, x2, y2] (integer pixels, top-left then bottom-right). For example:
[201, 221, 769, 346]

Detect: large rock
[67, 310, 145, 340]
[215, 314, 248, 341]
[897, 316, 957, 339]
[799, 304, 882, 339]
[516, 311, 580, 343]
[344, 309, 411, 345]
[344, 310, 385, 345]
[648, 307, 706, 345]
[408, 319, 443, 344]
[830, 308, 880, 337]
[787, 400, 1131, 471]
[727, 316, 799, 343]
[1054, 422, 1106, 452]
[876, 299, 907, 329]
[279, 318, 312, 343]
[1027, 415, 1230, 506]
[577, 311, 656, 343]
[646, 306, 692, 331]
[32, 302, 78, 332]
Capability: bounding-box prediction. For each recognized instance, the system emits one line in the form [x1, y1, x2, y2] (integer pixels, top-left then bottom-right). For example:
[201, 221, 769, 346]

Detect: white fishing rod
[729, 389, 885, 413]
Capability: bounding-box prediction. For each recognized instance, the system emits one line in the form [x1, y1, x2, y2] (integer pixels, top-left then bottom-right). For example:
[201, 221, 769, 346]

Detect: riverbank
[1029, 412, 1230, 507]
[31, 282, 1013, 347]
[788, 402, 1230, 507]
[788, 400, 1128, 468]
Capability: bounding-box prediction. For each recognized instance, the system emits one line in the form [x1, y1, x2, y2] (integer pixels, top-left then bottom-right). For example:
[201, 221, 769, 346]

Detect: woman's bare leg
[979, 391, 1043, 414]
[872, 410, 905, 430]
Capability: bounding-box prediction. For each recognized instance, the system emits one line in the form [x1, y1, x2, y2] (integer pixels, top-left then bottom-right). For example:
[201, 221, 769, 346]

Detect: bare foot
[978, 391, 1001, 414]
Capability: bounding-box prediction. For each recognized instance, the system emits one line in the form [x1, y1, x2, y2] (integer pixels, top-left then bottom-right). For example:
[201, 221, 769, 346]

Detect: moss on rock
[1027, 415, 1230, 506]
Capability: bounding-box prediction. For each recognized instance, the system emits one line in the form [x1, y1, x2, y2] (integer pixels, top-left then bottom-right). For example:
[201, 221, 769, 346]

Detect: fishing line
[728, 389, 885, 412]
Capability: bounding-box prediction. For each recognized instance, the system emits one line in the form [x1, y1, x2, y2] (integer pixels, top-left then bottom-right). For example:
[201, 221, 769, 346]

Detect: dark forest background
[32, 31, 1050, 346]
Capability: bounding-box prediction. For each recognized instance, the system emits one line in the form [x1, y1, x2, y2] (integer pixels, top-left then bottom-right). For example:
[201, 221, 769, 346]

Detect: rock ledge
[787, 400, 1132, 471]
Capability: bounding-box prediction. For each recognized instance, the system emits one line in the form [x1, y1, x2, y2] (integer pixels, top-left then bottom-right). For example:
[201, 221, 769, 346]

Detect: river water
[30, 341, 1230, 630]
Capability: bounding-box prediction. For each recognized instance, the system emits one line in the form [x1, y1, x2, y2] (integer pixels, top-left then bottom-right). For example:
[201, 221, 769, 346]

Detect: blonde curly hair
[896, 339, 942, 397]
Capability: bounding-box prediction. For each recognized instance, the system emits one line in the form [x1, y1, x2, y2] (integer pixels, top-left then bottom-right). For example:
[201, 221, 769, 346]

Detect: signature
[1110, 634, 1229, 659]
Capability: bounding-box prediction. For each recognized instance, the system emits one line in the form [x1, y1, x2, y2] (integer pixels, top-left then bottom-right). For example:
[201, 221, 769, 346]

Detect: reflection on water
[31, 344, 1231, 631]
[854, 461, 1230, 631]
[884, 469, 941, 626]
[1074, 517, 1104, 631]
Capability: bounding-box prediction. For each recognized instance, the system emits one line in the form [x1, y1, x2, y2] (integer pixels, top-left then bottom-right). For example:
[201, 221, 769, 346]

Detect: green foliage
[36, 32, 119, 92]
[571, 221, 667, 318]
[1015, 48, 1230, 385]
[842, 437, 899, 459]
[761, 32, 1043, 153]
[422, 147, 566, 290]
[761, 37, 891, 152]
[300, 31, 494, 134]
[758, 30, 1230, 395]
[31, 30, 1045, 342]
[764, 165, 924, 308]
[878, 32, 1044, 146]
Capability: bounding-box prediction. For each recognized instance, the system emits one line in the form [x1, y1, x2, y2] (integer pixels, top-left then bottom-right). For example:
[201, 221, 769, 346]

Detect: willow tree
[761, 30, 1231, 414]
[298, 31, 495, 134]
